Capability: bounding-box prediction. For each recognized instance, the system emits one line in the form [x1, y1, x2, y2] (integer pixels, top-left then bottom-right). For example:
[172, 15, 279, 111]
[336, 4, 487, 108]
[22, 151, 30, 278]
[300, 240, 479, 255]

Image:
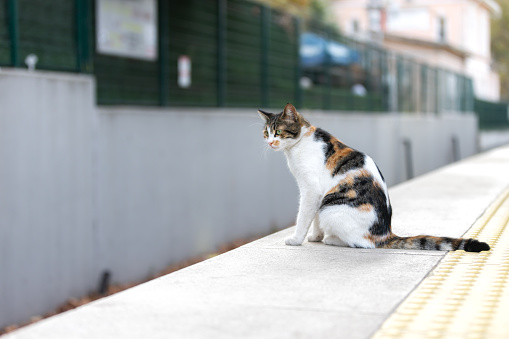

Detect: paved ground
[375, 186, 509, 338]
[5, 145, 509, 339]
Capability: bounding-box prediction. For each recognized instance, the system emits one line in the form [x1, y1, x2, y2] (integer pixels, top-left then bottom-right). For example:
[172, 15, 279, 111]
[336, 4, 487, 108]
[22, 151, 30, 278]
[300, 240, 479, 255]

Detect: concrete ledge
[1, 66, 479, 328]
[5, 146, 509, 339]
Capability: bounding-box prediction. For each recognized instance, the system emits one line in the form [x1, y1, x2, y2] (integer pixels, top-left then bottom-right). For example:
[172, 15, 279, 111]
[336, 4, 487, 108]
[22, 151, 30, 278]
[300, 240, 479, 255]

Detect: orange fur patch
[346, 190, 356, 199]
[337, 169, 370, 187]
[304, 126, 316, 137]
[364, 232, 393, 246]
[358, 203, 373, 212]
[451, 238, 462, 248]
[325, 185, 338, 195]
[326, 146, 353, 172]
[358, 169, 371, 178]
[339, 172, 356, 186]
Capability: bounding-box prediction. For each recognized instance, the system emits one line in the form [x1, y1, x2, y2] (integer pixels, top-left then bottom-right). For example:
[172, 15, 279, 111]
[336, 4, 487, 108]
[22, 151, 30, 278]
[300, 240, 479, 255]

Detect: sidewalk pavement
[5, 145, 509, 339]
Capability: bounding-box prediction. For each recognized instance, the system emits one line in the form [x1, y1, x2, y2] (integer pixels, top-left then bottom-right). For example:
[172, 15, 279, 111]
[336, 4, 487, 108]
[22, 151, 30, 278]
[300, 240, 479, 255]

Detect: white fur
[259, 107, 389, 247]
[363, 156, 390, 207]
[262, 124, 384, 247]
[319, 204, 376, 248]
[277, 127, 344, 245]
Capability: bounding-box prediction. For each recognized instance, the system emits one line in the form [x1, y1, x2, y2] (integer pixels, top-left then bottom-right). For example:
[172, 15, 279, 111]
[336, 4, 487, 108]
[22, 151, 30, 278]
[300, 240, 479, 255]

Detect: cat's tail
[379, 234, 490, 252]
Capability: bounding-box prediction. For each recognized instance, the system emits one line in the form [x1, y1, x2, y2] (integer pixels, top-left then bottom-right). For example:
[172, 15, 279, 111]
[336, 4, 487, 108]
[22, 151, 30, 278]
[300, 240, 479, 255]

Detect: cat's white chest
[284, 138, 335, 193]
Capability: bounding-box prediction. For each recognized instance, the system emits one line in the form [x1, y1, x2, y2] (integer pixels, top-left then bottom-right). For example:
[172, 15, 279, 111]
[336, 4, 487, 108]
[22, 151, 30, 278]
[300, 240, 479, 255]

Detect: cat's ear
[258, 109, 273, 122]
[282, 103, 299, 122]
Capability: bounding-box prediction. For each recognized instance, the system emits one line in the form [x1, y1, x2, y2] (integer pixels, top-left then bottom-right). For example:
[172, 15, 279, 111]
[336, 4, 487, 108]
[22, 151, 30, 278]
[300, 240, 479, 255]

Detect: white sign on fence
[96, 0, 157, 60]
[178, 56, 191, 88]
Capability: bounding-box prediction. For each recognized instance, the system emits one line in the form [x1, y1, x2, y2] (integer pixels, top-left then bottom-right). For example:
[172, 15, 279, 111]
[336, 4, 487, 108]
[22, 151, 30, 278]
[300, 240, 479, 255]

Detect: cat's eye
[276, 130, 282, 135]
[264, 130, 269, 137]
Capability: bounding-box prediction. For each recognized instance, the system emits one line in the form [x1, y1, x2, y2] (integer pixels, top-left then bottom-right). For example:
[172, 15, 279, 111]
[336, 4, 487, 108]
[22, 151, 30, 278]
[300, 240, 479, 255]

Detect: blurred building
[332, 0, 501, 101]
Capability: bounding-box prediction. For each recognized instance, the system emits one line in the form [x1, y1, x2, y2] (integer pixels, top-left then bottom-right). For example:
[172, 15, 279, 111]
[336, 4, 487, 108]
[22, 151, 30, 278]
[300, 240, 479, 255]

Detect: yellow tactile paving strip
[373, 187, 509, 339]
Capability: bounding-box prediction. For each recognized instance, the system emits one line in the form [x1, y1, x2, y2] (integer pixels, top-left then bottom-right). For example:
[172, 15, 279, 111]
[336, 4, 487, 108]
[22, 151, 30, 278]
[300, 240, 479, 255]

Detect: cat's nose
[268, 141, 273, 146]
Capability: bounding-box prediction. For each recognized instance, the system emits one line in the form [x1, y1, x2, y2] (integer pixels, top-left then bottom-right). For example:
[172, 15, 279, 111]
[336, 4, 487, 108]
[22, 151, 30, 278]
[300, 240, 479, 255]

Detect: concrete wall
[0, 69, 478, 328]
[95, 108, 297, 285]
[0, 71, 97, 328]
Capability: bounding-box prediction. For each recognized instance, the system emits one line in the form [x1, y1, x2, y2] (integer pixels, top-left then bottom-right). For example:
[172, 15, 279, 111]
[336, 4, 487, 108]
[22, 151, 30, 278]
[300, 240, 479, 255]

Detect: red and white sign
[178, 55, 191, 88]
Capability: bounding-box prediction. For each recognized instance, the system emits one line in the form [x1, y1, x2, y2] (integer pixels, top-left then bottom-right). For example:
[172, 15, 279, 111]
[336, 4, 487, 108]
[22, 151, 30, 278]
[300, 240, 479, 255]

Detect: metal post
[75, 0, 91, 73]
[98, 270, 111, 295]
[323, 27, 331, 110]
[7, 0, 19, 67]
[294, 17, 302, 109]
[461, 75, 467, 112]
[380, 49, 388, 112]
[260, 5, 270, 108]
[433, 68, 438, 113]
[217, 0, 227, 107]
[436, 68, 441, 114]
[366, 48, 373, 112]
[345, 43, 353, 111]
[451, 136, 460, 162]
[456, 73, 461, 113]
[418, 63, 423, 113]
[158, 0, 169, 106]
[467, 78, 474, 112]
[397, 57, 403, 112]
[388, 53, 398, 112]
[411, 61, 417, 112]
[402, 138, 414, 180]
[410, 60, 415, 112]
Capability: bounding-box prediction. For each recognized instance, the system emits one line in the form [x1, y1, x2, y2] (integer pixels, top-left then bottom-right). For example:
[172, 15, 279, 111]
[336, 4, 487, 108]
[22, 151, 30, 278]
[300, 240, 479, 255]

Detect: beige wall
[383, 40, 465, 73]
[332, 0, 501, 101]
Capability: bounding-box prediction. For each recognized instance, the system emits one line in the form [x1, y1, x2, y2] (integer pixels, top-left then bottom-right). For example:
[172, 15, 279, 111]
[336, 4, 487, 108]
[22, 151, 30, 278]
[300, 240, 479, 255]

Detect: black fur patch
[320, 174, 391, 236]
[420, 237, 427, 250]
[464, 239, 490, 252]
[331, 151, 365, 177]
[261, 110, 303, 139]
[314, 128, 366, 176]
[313, 128, 332, 144]
[314, 128, 335, 159]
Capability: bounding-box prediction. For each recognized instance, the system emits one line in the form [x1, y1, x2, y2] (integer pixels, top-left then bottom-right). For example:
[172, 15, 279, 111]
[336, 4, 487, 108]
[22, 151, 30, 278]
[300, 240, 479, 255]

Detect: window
[352, 19, 359, 34]
[437, 17, 446, 43]
[369, 9, 382, 32]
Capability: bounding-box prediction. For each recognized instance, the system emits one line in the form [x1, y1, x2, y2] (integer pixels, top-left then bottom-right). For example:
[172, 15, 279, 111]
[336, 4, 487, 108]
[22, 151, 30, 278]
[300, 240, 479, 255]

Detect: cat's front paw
[285, 236, 303, 246]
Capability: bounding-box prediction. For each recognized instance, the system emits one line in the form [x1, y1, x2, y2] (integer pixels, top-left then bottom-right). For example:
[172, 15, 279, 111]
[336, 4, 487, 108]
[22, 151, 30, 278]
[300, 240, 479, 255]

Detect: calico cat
[258, 103, 490, 252]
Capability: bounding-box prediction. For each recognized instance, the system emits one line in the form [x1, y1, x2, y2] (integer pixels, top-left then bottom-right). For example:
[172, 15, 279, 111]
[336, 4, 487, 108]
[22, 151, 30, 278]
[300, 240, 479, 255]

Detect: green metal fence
[1, 0, 84, 71]
[474, 99, 509, 130]
[0, 1, 10, 65]
[0, 0, 477, 113]
[166, 0, 218, 106]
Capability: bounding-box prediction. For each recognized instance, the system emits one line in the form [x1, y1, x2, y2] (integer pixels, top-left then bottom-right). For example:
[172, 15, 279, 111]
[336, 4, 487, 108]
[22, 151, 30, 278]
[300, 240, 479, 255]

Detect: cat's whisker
[260, 144, 270, 160]
[250, 122, 264, 128]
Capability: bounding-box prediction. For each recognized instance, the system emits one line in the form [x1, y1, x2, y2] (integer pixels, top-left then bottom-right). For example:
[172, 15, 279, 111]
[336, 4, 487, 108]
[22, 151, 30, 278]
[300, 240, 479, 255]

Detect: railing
[474, 98, 509, 130]
[0, 0, 474, 112]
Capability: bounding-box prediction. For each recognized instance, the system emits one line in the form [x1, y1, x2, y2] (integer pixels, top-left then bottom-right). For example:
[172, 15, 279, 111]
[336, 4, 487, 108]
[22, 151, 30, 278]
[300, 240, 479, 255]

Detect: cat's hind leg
[308, 216, 324, 242]
[323, 235, 349, 247]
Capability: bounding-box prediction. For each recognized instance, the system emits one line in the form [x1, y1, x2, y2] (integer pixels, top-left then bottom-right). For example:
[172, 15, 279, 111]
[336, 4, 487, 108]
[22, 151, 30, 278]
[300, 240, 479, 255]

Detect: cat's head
[258, 103, 310, 151]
